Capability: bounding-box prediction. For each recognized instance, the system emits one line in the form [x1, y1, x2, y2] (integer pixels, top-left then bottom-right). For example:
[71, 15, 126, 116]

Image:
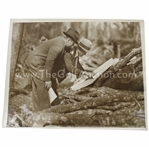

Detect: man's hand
[45, 81, 52, 90]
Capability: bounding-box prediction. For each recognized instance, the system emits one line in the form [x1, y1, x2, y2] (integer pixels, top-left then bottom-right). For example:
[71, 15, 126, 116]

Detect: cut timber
[102, 70, 143, 91]
[113, 47, 142, 72]
[26, 102, 145, 127]
[25, 87, 145, 127]
[44, 87, 144, 114]
[103, 65, 135, 89]
[93, 47, 142, 87]
[27, 112, 145, 127]
[95, 102, 136, 111]
[71, 58, 115, 90]
[128, 71, 144, 91]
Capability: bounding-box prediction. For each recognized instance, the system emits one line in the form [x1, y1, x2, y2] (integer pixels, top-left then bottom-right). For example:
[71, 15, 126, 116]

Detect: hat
[63, 28, 80, 44]
[78, 38, 92, 53]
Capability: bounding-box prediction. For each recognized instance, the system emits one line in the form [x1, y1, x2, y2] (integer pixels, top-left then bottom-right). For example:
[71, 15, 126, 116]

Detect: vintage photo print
[2, 19, 147, 128]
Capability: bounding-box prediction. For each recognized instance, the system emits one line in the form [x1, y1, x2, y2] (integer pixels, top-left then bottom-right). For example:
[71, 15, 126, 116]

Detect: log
[26, 107, 145, 127]
[60, 87, 97, 100]
[114, 101, 145, 115]
[93, 47, 142, 87]
[128, 71, 144, 91]
[25, 87, 145, 127]
[78, 86, 144, 98]
[113, 47, 142, 71]
[26, 110, 112, 127]
[135, 63, 143, 72]
[75, 87, 97, 95]
[43, 87, 144, 114]
[96, 102, 136, 111]
[65, 86, 143, 99]
[92, 114, 145, 127]
[102, 70, 143, 91]
[103, 65, 135, 86]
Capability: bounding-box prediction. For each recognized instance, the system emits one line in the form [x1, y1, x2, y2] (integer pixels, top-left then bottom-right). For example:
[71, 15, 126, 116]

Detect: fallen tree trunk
[77, 86, 144, 98]
[102, 70, 143, 91]
[96, 102, 136, 111]
[92, 114, 145, 127]
[26, 110, 112, 127]
[25, 87, 145, 127]
[64, 86, 144, 98]
[135, 63, 143, 72]
[113, 47, 142, 71]
[114, 101, 145, 115]
[43, 87, 144, 114]
[93, 47, 142, 87]
[128, 71, 144, 91]
[26, 107, 145, 127]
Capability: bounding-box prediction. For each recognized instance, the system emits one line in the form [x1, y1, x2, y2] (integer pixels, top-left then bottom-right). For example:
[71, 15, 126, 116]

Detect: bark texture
[10, 23, 24, 88]
[93, 47, 143, 91]
[25, 87, 145, 127]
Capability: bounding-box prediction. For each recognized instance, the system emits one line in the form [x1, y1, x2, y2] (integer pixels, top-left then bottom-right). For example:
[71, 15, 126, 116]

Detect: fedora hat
[63, 28, 80, 44]
[78, 38, 92, 53]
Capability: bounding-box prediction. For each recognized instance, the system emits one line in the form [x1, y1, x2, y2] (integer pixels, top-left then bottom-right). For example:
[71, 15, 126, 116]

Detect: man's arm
[43, 45, 62, 81]
[64, 52, 82, 77]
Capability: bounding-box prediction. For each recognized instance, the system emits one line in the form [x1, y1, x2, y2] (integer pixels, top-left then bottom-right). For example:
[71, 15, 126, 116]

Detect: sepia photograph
[2, 19, 147, 128]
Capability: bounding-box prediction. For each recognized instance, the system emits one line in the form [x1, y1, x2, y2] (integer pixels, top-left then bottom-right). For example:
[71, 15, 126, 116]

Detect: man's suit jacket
[25, 36, 65, 81]
[51, 49, 84, 83]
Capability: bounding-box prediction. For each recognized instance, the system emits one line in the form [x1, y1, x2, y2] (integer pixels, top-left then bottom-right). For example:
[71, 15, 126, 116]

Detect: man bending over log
[25, 28, 80, 111]
[51, 38, 93, 106]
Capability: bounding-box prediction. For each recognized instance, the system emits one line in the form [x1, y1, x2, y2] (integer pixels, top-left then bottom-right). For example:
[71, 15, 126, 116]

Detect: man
[51, 38, 93, 106]
[25, 28, 80, 111]
[64, 38, 93, 78]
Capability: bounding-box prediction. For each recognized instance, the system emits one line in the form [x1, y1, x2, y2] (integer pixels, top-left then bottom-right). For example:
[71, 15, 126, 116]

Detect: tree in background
[10, 23, 24, 89]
